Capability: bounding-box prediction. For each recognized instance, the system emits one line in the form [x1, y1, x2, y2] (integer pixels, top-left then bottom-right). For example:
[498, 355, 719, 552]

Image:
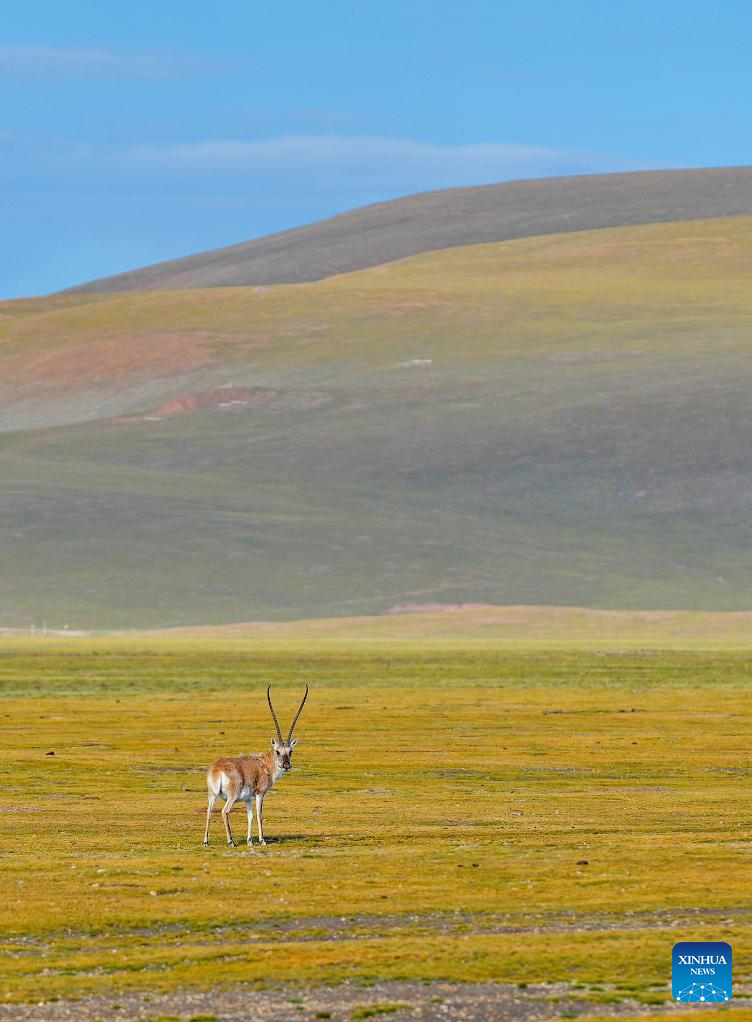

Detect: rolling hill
[65, 167, 752, 293]
[3, 184, 752, 627]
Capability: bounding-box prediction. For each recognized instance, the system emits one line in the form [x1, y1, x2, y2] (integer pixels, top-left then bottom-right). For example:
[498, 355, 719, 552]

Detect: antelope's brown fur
[203, 685, 308, 847]
[208, 751, 275, 802]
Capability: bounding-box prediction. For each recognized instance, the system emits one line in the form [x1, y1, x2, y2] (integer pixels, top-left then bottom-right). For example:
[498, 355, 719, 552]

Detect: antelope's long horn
[267, 685, 283, 743]
[287, 684, 309, 744]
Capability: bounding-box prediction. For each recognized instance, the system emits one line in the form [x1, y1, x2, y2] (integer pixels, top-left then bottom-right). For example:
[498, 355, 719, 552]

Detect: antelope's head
[267, 684, 308, 773]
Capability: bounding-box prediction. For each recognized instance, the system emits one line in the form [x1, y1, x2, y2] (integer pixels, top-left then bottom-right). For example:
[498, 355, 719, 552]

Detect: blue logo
[672, 941, 732, 1002]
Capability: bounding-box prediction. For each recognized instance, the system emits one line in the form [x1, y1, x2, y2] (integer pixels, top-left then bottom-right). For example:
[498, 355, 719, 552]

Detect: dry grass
[1, 639, 751, 1005]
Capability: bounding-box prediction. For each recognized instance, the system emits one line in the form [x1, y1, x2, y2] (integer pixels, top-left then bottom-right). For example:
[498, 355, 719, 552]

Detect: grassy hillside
[3, 216, 752, 627]
[65, 167, 752, 293]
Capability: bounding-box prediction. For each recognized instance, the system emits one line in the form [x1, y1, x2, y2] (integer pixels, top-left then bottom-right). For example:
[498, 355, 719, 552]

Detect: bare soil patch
[4, 979, 742, 1022]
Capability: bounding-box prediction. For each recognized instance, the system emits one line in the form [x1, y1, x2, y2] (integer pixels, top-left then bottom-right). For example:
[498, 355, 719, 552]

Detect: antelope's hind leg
[203, 791, 217, 846]
[221, 780, 241, 847]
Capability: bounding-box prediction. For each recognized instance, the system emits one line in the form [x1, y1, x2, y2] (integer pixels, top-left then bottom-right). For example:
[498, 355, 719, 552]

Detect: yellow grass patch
[1, 642, 750, 1004]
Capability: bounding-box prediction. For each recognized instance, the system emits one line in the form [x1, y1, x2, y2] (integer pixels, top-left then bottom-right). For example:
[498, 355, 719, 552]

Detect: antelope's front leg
[245, 801, 254, 846]
[256, 793, 266, 845]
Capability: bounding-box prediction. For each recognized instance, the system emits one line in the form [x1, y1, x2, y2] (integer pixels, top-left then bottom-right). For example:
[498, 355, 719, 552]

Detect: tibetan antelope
[203, 685, 308, 847]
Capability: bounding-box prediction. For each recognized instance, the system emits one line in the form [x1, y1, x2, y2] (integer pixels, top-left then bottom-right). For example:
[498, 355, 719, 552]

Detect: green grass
[351, 1005, 410, 1019]
[1, 640, 751, 1003]
[5, 217, 752, 627]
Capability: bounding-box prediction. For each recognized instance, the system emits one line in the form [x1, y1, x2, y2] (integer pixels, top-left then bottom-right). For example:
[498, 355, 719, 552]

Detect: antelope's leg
[203, 792, 217, 845]
[256, 792, 266, 845]
[246, 800, 254, 845]
[221, 784, 240, 846]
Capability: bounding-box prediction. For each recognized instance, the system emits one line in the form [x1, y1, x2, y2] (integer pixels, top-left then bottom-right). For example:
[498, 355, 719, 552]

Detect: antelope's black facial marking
[274, 742, 293, 771]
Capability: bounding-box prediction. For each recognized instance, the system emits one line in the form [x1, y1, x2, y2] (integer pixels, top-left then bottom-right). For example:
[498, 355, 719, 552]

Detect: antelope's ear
[290, 738, 299, 749]
[271, 738, 279, 750]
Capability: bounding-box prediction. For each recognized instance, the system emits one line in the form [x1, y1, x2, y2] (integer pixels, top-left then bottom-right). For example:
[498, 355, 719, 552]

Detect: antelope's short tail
[207, 765, 225, 798]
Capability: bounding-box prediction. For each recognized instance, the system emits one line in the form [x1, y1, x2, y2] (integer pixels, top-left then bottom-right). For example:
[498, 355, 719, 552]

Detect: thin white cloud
[0, 132, 665, 185]
[0, 132, 666, 205]
[122, 134, 660, 190]
[0, 43, 232, 80]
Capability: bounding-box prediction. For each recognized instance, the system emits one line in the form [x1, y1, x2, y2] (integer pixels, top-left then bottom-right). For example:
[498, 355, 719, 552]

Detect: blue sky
[3, 1, 751, 297]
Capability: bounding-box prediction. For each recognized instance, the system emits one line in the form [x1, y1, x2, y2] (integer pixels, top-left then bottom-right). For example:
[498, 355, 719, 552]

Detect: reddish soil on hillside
[152, 384, 280, 417]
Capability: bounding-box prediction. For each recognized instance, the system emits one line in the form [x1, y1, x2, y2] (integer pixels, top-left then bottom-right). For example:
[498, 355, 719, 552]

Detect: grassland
[1, 639, 751, 1013]
[4, 217, 752, 627]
